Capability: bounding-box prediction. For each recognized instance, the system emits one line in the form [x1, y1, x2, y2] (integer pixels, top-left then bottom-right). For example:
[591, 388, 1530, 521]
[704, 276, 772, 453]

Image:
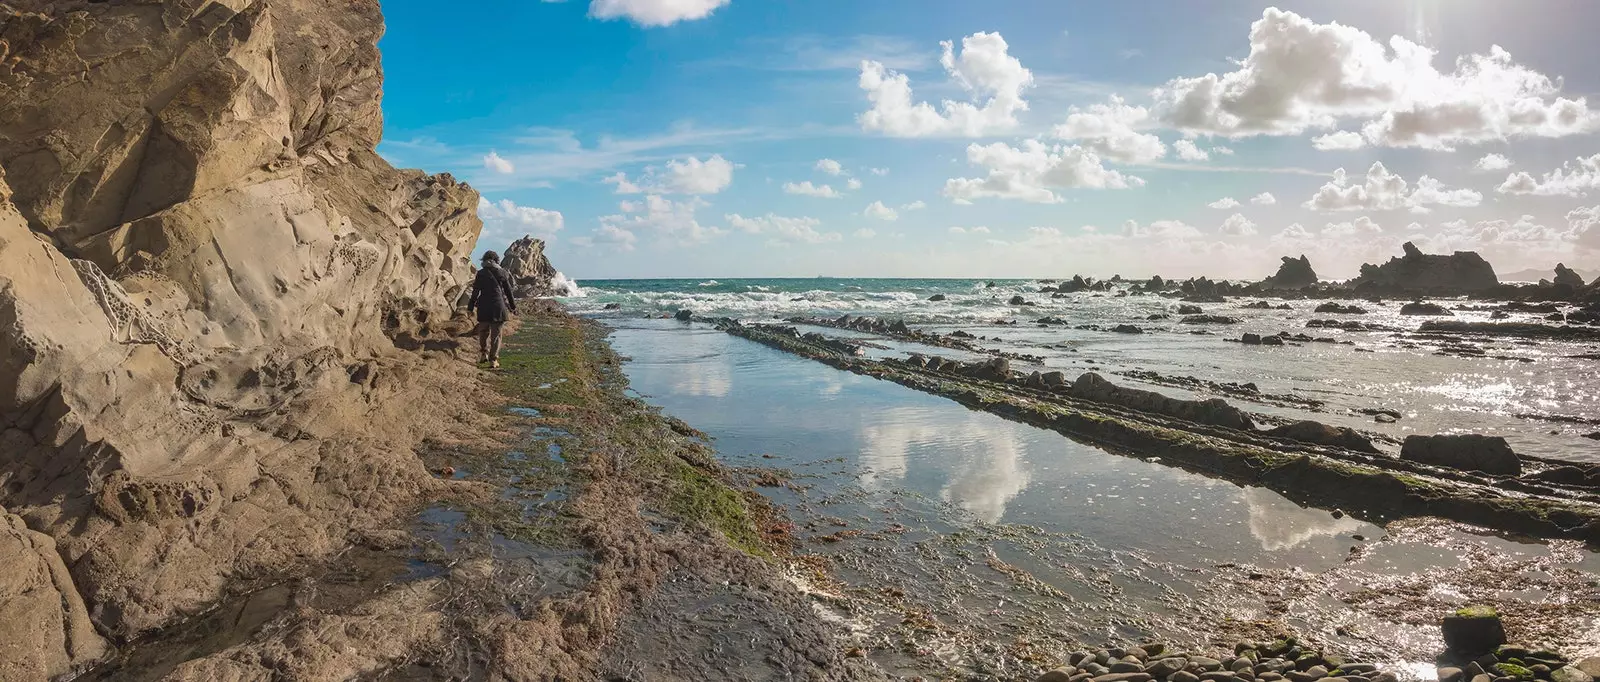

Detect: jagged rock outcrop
[1262, 255, 1318, 289]
[1352, 242, 1498, 293]
[502, 235, 560, 298]
[1554, 263, 1586, 290]
[0, 0, 493, 674]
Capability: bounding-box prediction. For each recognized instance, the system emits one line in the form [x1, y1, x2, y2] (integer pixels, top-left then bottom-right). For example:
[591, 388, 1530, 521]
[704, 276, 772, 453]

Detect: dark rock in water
[1352, 242, 1498, 293]
[1112, 324, 1145, 334]
[1314, 303, 1367, 314]
[1586, 432, 1600, 441]
[1070, 373, 1255, 430]
[1401, 301, 1454, 316]
[1442, 606, 1506, 655]
[1402, 434, 1521, 476]
[1182, 315, 1242, 325]
[889, 320, 910, 333]
[965, 357, 1012, 381]
[1267, 421, 1379, 453]
[1260, 335, 1285, 346]
[928, 294, 947, 301]
[1178, 304, 1204, 315]
[950, 330, 975, 339]
[1241, 300, 1291, 310]
[985, 281, 998, 288]
[1525, 465, 1600, 488]
[1009, 295, 1032, 306]
[1241, 333, 1263, 345]
[1491, 311, 1511, 319]
[674, 309, 694, 321]
[1147, 314, 1170, 321]
[603, 303, 622, 310]
[1554, 263, 1586, 289]
[1263, 255, 1319, 289]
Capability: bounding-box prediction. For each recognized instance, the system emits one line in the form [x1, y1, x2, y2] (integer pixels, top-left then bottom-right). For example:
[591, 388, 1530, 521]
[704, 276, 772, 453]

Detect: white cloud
[943, 140, 1143, 204]
[1311, 131, 1366, 151]
[902, 200, 927, 210]
[1125, 219, 1204, 240]
[1321, 216, 1384, 239]
[847, 178, 864, 190]
[783, 180, 842, 198]
[949, 226, 991, 234]
[864, 200, 900, 221]
[1172, 139, 1210, 161]
[588, 0, 730, 27]
[853, 228, 878, 239]
[1154, 8, 1596, 148]
[570, 224, 639, 251]
[598, 195, 722, 247]
[816, 158, 845, 176]
[1304, 162, 1480, 212]
[1277, 223, 1314, 240]
[858, 32, 1035, 137]
[477, 197, 564, 239]
[1213, 145, 1235, 155]
[726, 213, 842, 245]
[1472, 153, 1512, 173]
[603, 154, 735, 195]
[1497, 153, 1600, 197]
[1220, 213, 1258, 236]
[483, 151, 516, 175]
[1051, 95, 1167, 164]
[1208, 197, 1241, 209]
[1250, 192, 1277, 205]
[869, 168, 890, 176]
[1570, 206, 1600, 250]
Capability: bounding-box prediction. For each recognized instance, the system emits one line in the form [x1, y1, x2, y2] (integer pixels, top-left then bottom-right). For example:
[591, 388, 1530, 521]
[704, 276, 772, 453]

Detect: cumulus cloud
[1250, 192, 1278, 205]
[1172, 139, 1210, 161]
[943, 140, 1143, 204]
[864, 201, 900, 221]
[604, 154, 736, 195]
[1304, 162, 1480, 212]
[902, 200, 927, 210]
[858, 32, 1034, 137]
[727, 213, 841, 245]
[1209, 197, 1241, 209]
[949, 226, 992, 234]
[783, 181, 842, 198]
[570, 224, 639, 251]
[1154, 8, 1595, 148]
[1052, 95, 1167, 164]
[1277, 223, 1315, 240]
[1311, 131, 1366, 151]
[596, 195, 722, 247]
[847, 178, 864, 190]
[477, 197, 564, 239]
[854, 228, 878, 239]
[483, 151, 516, 175]
[1320, 216, 1384, 239]
[588, 0, 730, 27]
[1220, 213, 1258, 236]
[1497, 153, 1600, 197]
[815, 158, 845, 176]
[1473, 153, 1512, 172]
[869, 168, 890, 176]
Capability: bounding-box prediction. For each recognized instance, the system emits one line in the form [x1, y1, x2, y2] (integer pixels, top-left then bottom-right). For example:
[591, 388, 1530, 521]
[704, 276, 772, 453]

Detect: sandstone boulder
[502, 235, 561, 298]
[1401, 434, 1522, 476]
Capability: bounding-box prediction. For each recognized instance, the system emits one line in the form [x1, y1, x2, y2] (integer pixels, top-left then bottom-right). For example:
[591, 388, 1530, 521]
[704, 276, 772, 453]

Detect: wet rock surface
[1401, 434, 1523, 477]
[1352, 242, 1499, 294]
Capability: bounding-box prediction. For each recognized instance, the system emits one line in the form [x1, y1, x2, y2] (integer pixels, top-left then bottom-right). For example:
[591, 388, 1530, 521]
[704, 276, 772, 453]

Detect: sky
[375, 0, 1600, 280]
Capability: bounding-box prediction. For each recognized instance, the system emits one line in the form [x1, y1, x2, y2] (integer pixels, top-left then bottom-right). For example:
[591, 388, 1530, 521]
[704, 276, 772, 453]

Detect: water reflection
[860, 408, 1031, 523]
[660, 351, 733, 397]
[1242, 487, 1367, 551]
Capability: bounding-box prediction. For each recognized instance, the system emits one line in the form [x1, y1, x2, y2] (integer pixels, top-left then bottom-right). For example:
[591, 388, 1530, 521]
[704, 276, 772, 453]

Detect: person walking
[467, 251, 517, 367]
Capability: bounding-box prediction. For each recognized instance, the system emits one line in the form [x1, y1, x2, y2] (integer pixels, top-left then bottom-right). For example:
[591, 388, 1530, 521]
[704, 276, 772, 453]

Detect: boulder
[1351, 242, 1499, 293]
[1182, 315, 1243, 325]
[1070, 373, 1255, 430]
[928, 294, 947, 302]
[1314, 303, 1367, 315]
[501, 236, 561, 298]
[1554, 263, 1586, 289]
[674, 309, 694, 321]
[1262, 255, 1319, 289]
[1178, 304, 1204, 315]
[1401, 434, 1521, 476]
[1009, 295, 1032, 306]
[1266, 421, 1379, 453]
[1112, 325, 1145, 334]
[1242, 333, 1263, 345]
[1441, 606, 1506, 655]
[1400, 302, 1454, 316]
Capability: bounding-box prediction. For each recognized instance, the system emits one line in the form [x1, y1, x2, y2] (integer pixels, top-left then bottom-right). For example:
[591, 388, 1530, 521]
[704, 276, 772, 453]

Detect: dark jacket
[468, 264, 517, 323]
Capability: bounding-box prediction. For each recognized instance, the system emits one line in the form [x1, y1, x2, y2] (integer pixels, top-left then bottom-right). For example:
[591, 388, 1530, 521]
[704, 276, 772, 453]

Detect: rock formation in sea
[501, 235, 561, 298]
[1351, 242, 1498, 293]
[1261, 255, 1318, 289]
[0, 1, 488, 675]
[1554, 263, 1586, 290]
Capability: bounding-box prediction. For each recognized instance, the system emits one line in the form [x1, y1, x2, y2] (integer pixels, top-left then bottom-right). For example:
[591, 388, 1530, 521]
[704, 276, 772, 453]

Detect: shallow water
[604, 318, 1600, 670]
[573, 278, 1600, 464]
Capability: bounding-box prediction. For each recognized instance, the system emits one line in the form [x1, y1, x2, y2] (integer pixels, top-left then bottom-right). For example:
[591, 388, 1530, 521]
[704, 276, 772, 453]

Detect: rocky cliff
[1351, 242, 1499, 294]
[1260, 255, 1318, 289]
[0, 0, 489, 676]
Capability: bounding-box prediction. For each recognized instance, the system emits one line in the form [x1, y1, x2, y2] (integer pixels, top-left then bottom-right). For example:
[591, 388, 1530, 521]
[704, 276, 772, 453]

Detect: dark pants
[476, 322, 504, 361]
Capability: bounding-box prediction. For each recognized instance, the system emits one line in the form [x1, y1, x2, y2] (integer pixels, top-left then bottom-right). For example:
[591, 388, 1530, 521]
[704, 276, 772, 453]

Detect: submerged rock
[1178, 304, 1204, 315]
[1181, 315, 1242, 325]
[1352, 242, 1499, 293]
[1262, 255, 1319, 289]
[1266, 421, 1379, 453]
[1314, 303, 1367, 314]
[1401, 301, 1455, 316]
[1442, 605, 1507, 655]
[1401, 434, 1521, 476]
[928, 294, 947, 301]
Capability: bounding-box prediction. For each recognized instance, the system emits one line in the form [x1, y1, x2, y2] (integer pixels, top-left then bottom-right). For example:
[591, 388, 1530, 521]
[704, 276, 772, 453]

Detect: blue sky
[376, 0, 1600, 280]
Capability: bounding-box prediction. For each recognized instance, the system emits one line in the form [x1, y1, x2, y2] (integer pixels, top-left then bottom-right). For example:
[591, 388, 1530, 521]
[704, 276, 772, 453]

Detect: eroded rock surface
[1262, 255, 1318, 289]
[1352, 242, 1498, 294]
[0, 0, 489, 673]
[501, 235, 560, 299]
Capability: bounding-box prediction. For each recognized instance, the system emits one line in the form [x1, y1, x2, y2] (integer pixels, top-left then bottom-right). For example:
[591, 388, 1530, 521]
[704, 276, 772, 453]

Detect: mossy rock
[1456, 605, 1499, 619]
[1495, 663, 1535, 680]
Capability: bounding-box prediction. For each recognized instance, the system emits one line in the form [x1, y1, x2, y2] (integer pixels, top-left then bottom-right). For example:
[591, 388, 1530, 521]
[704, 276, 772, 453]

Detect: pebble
[1069, 675, 1095, 682]
[1258, 674, 1283, 681]
[1470, 674, 1493, 682]
[1172, 672, 1201, 682]
[1465, 663, 1487, 678]
[1232, 659, 1256, 673]
[1037, 670, 1075, 682]
[1092, 674, 1154, 682]
[1191, 658, 1224, 673]
[1084, 663, 1111, 676]
[1438, 668, 1464, 682]
[1201, 673, 1239, 682]
[1341, 664, 1377, 674]
[1147, 660, 1188, 678]
[1111, 662, 1145, 674]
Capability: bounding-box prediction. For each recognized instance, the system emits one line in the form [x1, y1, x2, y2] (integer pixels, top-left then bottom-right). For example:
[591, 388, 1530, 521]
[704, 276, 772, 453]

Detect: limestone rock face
[1262, 255, 1318, 289]
[1352, 242, 1498, 293]
[502, 235, 560, 298]
[0, 0, 494, 668]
